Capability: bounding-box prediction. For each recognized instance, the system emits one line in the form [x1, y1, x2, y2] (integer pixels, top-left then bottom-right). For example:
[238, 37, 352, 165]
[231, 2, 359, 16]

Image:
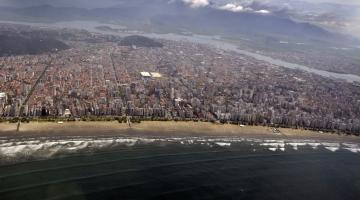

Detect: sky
[0, 0, 359, 8]
[304, 0, 360, 5]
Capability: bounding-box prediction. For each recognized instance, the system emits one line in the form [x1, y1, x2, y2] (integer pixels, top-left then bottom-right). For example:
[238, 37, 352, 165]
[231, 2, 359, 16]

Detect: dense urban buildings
[0, 24, 360, 134]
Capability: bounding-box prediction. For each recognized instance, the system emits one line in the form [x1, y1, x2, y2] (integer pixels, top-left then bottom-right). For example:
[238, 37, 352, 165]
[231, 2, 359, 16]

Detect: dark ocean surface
[0, 137, 360, 200]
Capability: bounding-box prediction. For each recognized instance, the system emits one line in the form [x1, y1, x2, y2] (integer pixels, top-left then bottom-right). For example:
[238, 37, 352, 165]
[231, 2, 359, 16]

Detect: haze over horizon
[0, 0, 359, 8]
[0, 0, 359, 38]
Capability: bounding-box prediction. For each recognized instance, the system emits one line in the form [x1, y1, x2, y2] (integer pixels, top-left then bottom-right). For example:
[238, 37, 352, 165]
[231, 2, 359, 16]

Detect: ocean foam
[268, 148, 277, 151]
[321, 143, 340, 152]
[215, 142, 231, 147]
[0, 137, 359, 162]
[260, 141, 285, 151]
[346, 148, 360, 153]
[287, 142, 308, 150]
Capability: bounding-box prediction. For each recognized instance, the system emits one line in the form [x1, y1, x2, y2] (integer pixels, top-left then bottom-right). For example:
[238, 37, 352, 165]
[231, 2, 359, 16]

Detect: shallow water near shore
[0, 136, 360, 200]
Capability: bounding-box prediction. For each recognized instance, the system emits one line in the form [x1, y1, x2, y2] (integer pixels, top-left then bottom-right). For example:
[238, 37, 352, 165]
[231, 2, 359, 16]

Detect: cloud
[216, 2, 271, 14]
[256, 9, 271, 14]
[182, 0, 209, 8]
[218, 3, 245, 12]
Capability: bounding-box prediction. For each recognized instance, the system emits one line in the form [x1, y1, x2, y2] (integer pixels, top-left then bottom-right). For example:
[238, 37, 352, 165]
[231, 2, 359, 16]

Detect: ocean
[0, 136, 360, 200]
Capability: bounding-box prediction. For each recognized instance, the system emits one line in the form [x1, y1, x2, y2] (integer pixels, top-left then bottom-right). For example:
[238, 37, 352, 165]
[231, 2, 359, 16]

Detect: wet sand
[0, 121, 359, 142]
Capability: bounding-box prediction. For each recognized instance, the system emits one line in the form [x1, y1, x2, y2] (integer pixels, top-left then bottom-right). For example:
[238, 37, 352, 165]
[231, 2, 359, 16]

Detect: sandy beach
[0, 121, 359, 142]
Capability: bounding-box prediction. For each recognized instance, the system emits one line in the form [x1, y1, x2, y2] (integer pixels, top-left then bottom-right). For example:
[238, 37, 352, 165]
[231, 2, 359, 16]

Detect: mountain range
[0, 0, 358, 46]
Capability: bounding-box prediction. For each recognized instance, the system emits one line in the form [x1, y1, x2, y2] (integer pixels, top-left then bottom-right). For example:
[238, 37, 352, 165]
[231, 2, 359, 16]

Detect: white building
[0, 92, 6, 99]
[140, 72, 151, 77]
[150, 72, 162, 78]
[64, 109, 72, 117]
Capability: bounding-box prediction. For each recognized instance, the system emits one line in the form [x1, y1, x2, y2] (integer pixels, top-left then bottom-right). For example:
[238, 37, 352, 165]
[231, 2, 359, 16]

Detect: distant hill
[0, 2, 358, 46]
[0, 4, 336, 42]
[119, 35, 163, 48]
[0, 34, 69, 57]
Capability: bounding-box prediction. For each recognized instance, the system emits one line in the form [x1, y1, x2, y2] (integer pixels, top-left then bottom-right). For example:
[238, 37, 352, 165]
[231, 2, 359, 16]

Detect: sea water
[0, 136, 360, 200]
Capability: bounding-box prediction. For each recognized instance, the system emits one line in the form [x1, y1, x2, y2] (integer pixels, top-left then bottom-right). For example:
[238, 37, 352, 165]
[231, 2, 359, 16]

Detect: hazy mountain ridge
[0, 35, 68, 56]
[0, 3, 346, 43]
[119, 35, 163, 48]
[0, 28, 69, 56]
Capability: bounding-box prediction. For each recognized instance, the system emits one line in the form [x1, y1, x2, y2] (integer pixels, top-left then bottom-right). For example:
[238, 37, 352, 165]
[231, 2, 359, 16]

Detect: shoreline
[0, 121, 359, 143]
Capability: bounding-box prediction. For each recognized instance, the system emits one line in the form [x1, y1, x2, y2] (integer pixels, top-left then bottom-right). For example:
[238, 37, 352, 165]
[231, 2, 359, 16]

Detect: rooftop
[140, 72, 151, 77]
[0, 92, 6, 98]
[150, 72, 162, 78]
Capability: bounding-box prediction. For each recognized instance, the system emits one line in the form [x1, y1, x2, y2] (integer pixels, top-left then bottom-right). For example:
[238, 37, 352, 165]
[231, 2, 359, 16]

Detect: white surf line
[0, 137, 359, 159]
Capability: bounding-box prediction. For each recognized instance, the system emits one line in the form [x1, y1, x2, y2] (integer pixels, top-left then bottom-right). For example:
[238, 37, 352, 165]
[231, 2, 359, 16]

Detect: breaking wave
[0, 136, 359, 164]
